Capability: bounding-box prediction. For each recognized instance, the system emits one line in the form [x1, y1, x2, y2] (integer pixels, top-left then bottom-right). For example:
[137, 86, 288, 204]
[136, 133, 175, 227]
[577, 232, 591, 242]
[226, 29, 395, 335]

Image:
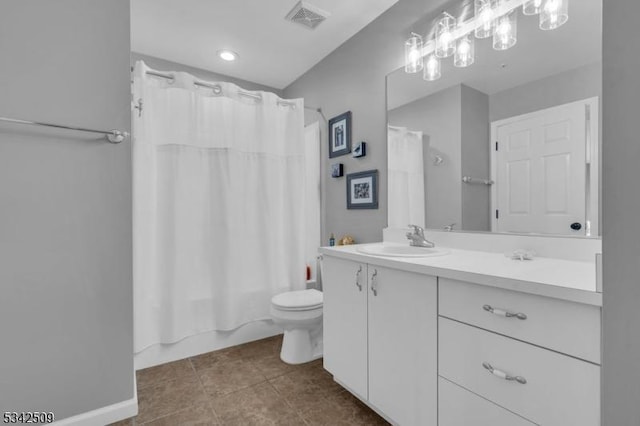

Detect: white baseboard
[52, 374, 137, 426]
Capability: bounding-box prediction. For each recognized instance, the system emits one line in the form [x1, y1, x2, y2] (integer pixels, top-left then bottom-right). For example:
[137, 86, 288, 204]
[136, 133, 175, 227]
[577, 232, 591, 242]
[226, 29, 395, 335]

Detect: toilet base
[280, 327, 323, 365]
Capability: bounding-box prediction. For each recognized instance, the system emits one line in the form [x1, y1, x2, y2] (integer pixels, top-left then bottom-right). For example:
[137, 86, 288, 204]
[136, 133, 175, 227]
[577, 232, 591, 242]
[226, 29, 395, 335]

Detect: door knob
[571, 222, 582, 231]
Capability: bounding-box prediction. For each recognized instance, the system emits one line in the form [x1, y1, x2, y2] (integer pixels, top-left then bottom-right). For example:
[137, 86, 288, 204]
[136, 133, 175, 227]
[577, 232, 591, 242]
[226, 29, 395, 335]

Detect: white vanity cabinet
[438, 279, 601, 426]
[322, 255, 438, 426]
[320, 246, 602, 426]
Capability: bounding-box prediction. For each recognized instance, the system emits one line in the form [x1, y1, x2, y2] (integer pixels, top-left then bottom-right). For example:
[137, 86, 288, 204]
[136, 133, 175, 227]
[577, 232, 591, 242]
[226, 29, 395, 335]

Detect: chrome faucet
[406, 225, 435, 248]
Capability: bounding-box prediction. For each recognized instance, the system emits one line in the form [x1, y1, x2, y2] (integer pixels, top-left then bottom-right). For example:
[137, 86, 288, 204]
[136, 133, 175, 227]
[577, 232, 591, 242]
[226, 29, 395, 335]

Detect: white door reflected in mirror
[492, 97, 599, 236]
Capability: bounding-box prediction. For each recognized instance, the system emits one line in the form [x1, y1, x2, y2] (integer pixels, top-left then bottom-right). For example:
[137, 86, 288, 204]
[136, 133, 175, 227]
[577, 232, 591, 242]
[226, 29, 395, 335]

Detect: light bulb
[435, 13, 456, 58]
[423, 54, 441, 81]
[454, 35, 475, 67]
[493, 10, 517, 50]
[217, 50, 238, 61]
[540, 0, 568, 30]
[440, 32, 452, 47]
[404, 34, 424, 73]
[474, 0, 495, 39]
[523, 0, 543, 15]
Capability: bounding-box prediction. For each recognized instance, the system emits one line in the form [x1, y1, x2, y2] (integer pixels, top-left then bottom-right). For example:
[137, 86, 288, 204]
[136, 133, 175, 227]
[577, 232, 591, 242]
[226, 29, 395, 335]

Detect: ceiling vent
[285, 1, 330, 30]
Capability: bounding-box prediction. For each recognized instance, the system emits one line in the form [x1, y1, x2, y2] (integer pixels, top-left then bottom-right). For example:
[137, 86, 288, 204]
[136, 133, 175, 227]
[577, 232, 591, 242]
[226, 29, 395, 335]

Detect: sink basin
[356, 244, 449, 258]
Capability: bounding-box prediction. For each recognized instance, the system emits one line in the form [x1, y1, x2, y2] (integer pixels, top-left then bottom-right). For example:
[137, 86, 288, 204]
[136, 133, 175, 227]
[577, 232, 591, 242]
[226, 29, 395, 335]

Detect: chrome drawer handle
[483, 304, 527, 320]
[370, 269, 378, 296]
[355, 266, 363, 291]
[482, 362, 527, 385]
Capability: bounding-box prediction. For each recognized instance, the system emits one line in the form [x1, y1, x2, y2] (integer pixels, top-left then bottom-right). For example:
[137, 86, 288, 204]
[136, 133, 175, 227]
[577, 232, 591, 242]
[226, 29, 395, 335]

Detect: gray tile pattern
[110, 335, 389, 425]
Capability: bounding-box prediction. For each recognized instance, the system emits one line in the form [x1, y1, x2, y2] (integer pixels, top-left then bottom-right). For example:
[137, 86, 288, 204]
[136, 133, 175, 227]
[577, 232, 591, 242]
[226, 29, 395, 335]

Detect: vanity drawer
[439, 318, 600, 426]
[438, 377, 536, 426]
[439, 278, 601, 363]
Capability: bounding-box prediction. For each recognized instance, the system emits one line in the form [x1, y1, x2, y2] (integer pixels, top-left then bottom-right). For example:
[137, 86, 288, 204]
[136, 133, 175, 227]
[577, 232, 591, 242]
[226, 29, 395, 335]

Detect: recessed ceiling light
[218, 50, 238, 62]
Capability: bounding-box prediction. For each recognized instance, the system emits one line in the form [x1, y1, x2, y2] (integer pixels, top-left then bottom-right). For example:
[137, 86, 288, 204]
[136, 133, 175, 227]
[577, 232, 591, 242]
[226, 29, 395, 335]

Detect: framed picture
[328, 111, 351, 158]
[347, 170, 378, 209]
[330, 163, 344, 178]
[352, 141, 366, 158]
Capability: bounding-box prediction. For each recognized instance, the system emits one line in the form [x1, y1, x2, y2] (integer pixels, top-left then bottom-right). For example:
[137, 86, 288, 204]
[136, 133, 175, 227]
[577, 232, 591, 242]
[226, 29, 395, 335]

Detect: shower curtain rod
[143, 70, 325, 118]
[144, 70, 300, 108]
[305, 106, 327, 123]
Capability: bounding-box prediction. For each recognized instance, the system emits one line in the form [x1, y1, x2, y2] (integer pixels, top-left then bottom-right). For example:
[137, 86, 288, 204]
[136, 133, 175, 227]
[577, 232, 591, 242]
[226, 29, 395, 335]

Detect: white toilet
[270, 289, 323, 364]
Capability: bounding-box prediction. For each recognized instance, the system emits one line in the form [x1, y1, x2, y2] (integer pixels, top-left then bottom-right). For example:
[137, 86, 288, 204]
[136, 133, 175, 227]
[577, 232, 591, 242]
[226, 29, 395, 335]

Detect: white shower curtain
[388, 126, 425, 228]
[132, 61, 306, 352]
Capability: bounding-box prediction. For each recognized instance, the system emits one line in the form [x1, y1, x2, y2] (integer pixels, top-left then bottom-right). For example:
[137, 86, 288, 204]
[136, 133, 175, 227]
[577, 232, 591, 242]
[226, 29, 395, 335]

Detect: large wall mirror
[387, 0, 602, 237]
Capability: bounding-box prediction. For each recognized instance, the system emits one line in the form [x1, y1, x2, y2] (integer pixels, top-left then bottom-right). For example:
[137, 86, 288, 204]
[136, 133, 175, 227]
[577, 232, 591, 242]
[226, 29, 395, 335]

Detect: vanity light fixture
[405, 33, 424, 73]
[435, 12, 456, 58]
[454, 34, 475, 67]
[523, 0, 543, 15]
[217, 50, 238, 62]
[474, 0, 495, 39]
[404, 0, 568, 80]
[540, 0, 568, 30]
[493, 4, 517, 50]
[423, 54, 441, 81]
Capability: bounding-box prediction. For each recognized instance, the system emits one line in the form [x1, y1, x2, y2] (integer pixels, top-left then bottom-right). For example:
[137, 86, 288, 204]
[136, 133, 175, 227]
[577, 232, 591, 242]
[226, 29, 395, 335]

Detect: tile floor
[111, 335, 389, 425]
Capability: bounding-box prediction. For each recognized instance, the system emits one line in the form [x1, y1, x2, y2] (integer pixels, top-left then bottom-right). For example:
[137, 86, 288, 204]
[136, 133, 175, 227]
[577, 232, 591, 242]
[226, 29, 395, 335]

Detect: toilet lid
[272, 289, 323, 310]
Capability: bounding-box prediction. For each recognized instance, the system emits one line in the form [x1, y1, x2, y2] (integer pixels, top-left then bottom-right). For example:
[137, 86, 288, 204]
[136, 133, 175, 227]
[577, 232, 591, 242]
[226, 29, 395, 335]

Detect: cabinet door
[367, 266, 437, 426]
[322, 256, 368, 399]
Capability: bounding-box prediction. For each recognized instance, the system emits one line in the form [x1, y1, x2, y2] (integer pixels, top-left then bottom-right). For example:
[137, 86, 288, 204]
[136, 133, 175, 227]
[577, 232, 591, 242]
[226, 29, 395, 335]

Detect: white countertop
[319, 243, 601, 306]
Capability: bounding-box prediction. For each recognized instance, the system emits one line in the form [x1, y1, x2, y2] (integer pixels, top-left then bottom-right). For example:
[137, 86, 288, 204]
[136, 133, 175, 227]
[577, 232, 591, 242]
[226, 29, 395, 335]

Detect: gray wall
[461, 85, 491, 232]
[489, 61, 601, 122]
[0, 0, 133, 420]
[602, 2, 640, 424]
[388, 85, 462, 229]
[132, 52, 283, 95]
[284, 0, 448, 243]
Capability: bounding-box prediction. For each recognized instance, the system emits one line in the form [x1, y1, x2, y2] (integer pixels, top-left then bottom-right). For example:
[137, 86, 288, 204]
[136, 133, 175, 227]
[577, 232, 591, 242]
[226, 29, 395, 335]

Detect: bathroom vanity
[319, 234, 601, 426]
[322, 0, 604, 423]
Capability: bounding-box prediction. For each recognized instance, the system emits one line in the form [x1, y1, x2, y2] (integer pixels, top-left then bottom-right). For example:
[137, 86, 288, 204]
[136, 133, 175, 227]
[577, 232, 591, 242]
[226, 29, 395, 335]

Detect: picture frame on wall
[352, 141, 366, 158]
[331, 163, 344, 178]
[328, 111, 351, 158]
[347, 169, 378, 209]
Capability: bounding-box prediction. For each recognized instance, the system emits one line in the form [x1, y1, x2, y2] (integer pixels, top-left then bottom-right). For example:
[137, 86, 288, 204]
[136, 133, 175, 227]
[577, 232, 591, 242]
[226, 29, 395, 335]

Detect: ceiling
[388, 0, 602, 110]
[131, 0, 399, 89]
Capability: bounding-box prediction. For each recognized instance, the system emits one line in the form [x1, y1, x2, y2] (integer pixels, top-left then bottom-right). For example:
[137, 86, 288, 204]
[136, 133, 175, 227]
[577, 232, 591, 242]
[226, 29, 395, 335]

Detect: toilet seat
[271, 289, 323, 311]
